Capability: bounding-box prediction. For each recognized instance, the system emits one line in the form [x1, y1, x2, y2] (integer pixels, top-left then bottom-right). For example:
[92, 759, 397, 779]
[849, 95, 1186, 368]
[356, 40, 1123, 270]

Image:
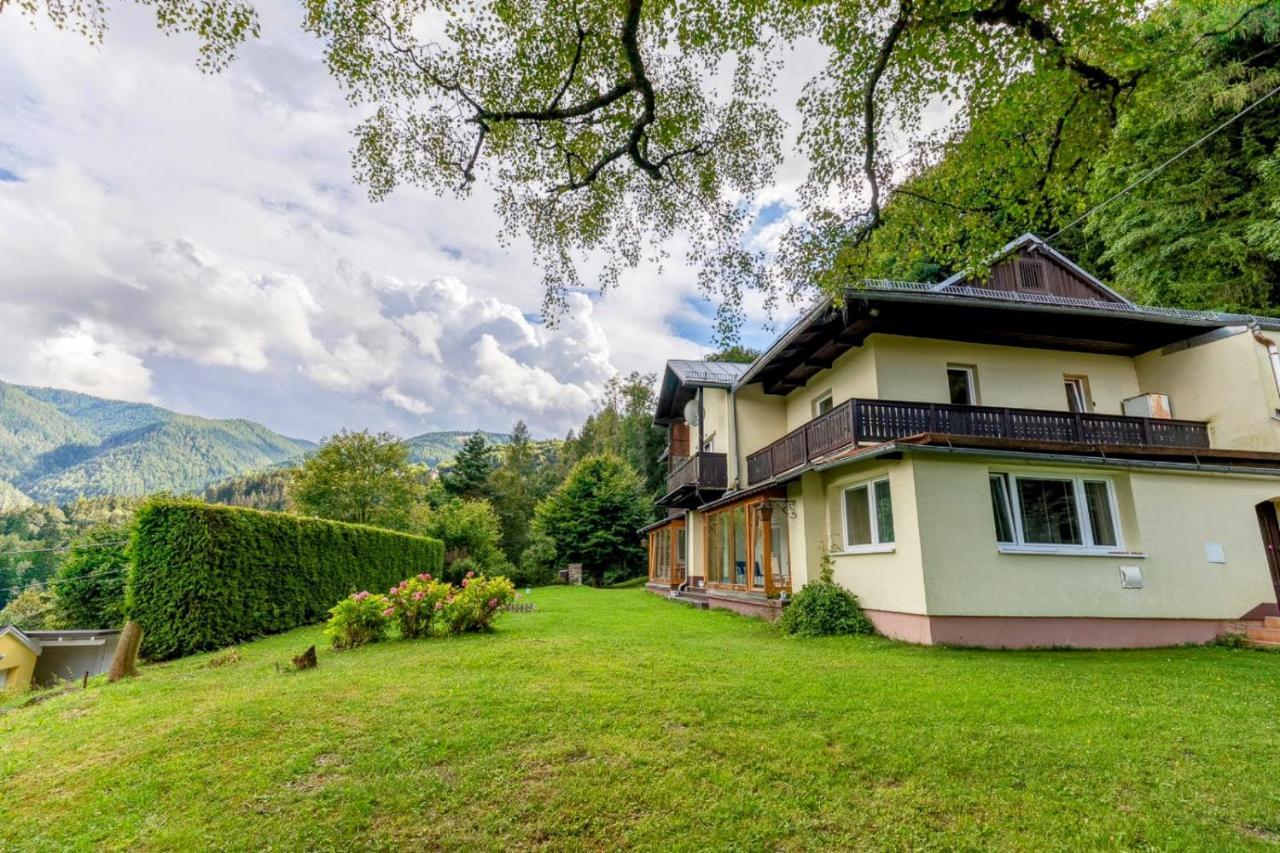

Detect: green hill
[0, 380, 315, 503]
[405, 430, 511, 468]
[0, 478, 32, 511]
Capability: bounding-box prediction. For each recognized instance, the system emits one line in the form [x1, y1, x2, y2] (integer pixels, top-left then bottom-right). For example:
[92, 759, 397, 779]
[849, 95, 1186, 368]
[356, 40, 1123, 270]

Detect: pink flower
[461, 579, 469, 588]
[418, 573, 430, 581]
[389, 587, 397, 595]
[466, 570, 476, 579]
[382, 607, 395, 617]
[434, 601, 444, 611]
[354, 591, 369, 601]
[413, 590, 425, 601]
[487, 598, 498, 609]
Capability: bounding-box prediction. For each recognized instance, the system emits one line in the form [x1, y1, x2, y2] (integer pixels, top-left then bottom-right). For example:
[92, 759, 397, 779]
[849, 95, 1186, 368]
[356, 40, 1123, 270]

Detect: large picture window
[989, 472, 1121, 552]
[704, 495, 790, 594]
[841, 478, 894, 552]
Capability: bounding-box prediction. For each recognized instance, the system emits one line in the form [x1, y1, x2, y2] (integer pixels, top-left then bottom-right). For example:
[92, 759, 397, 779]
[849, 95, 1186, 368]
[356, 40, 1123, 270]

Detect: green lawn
[3, 587, 1279, 850]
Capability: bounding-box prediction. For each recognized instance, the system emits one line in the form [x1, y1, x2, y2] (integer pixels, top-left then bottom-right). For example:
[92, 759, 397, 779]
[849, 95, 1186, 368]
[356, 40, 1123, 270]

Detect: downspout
[729, 385, 741, 490]
[1250, 324, 1280, 414]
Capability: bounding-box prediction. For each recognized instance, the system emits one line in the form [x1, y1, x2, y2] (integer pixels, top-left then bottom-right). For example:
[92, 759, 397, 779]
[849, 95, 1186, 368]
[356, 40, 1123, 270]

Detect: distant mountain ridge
[0, 381, 315, 504]
[0, 380, 512, 505]
[405, 430, 511, 468]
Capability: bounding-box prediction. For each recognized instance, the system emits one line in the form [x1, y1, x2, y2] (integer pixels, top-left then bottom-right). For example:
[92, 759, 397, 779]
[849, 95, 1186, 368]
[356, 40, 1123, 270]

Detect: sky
[0, 3, 826, 441]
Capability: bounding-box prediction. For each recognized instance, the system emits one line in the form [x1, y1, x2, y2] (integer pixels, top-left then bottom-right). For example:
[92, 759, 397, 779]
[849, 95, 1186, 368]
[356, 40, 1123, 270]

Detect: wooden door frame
[1255, 501, 1280, 607]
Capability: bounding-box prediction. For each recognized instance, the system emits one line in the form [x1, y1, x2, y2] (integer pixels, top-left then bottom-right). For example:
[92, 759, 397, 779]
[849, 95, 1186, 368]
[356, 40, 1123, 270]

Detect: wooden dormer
[938, 234, 1131, 305]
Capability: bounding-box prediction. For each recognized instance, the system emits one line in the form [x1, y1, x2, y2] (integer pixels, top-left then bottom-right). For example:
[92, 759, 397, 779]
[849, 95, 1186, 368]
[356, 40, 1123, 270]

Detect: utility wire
[0, 540, 130, 557]
[1047, 80, 1280, 242]
[0, 567, 130, 598]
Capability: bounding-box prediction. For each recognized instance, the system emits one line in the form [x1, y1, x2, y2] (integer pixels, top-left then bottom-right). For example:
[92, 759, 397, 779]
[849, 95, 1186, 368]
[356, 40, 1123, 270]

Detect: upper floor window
[842, 477, 894, 552]
[813, 392, 834, 417]
[989, 472, 1120, 552]
[947, 365, 977, 406]
[1064, 376, 1091, 413]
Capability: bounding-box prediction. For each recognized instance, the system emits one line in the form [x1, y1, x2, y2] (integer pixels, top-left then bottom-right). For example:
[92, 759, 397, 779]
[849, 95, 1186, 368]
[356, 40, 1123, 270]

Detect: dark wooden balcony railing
[745, 398, 1211, 486]
[666, 452, 729, 494]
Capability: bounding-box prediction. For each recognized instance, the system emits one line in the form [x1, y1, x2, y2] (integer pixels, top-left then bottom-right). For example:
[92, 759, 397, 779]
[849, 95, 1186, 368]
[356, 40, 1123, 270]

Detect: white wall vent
[1119, 565, 1144, 589]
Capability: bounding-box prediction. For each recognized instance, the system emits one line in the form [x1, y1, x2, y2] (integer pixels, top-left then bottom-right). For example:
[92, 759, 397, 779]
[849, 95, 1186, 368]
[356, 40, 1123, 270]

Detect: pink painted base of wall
[864, 609, 1246, 649]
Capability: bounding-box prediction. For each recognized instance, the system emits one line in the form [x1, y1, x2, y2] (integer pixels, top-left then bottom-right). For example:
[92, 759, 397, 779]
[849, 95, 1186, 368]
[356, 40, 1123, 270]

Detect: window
[947, 366, 977, 405]
[705, 497, 791, 592]
[989, 472, 1121, 552]
[813, 392, 834, 417]
[842, 478, 894, 551]
[1064, 376, 1090, 413]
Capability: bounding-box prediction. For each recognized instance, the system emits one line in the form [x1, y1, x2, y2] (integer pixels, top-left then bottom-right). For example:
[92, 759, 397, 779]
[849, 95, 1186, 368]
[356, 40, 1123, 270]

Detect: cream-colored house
[644, 234, 1280, 648]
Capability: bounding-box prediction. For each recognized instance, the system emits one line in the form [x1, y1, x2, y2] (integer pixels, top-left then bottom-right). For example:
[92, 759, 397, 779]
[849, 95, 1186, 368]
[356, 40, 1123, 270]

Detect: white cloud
[28, 320, 154, 402]
[0, 2, 810, 439]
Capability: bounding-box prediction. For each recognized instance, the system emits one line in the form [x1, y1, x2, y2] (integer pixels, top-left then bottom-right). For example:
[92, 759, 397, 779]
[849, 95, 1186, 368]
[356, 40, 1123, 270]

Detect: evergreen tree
[533, 455, 650, 587]
[443, 432, 495, 500]
[51, 524, 130, 629]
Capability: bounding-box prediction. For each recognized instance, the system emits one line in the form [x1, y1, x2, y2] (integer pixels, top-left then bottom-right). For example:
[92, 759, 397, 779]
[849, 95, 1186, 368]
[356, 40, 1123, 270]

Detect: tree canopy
[533, 454, 650, 587]
[10, 0, 1277, 324]
[288, 429, 424, 529]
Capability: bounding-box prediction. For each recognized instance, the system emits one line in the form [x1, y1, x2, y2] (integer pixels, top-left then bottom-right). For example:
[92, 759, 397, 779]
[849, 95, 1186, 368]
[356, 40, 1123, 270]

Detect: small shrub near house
[780, 554, 875, 638]
[325, 591, 393, 650]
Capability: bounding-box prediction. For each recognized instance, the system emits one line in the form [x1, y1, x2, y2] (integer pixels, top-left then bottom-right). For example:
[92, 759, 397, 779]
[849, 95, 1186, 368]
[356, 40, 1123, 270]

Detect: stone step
[1246, 626, 1280, 643]
[1265, 616, 1280, 630]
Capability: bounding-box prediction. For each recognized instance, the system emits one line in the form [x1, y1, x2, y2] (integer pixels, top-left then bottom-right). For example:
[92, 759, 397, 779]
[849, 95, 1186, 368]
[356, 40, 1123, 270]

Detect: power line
[0, 540, 130, 558]
[1047, 80, 1280, 242]
[0, 567, 130, 598]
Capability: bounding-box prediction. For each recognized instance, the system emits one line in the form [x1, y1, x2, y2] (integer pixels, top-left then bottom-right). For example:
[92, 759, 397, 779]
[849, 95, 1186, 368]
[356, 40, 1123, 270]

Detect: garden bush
[780, 556, 875, 638]
[385, 573, 451, 639]
[440, 572, 517, 634]
[52, 524, 130, 629]
[129, 499, 444, 659]
[325, 591, 392, 649]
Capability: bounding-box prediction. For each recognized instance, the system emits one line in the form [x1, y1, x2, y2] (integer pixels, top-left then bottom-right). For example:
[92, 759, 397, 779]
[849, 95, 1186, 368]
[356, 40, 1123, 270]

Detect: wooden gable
[946, 245, 1127, 304]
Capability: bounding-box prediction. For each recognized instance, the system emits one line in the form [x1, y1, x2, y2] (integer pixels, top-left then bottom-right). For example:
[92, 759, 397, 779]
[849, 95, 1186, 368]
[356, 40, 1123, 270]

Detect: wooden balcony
[745, 398, 1211, 486]
[662, 452, 729, 506]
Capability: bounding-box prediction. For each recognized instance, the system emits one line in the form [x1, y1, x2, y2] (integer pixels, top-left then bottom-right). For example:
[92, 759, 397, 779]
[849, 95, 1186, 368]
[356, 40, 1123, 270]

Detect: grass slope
[2, 588, 1279, 850]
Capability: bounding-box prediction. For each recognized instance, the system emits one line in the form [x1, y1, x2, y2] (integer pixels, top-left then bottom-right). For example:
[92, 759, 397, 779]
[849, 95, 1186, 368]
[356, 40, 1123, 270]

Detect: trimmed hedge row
[129, 500, 444, 660]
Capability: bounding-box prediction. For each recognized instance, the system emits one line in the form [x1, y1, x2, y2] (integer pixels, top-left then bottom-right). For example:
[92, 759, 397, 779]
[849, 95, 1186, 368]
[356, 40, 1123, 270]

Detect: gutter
[902, 442, 1280, 479]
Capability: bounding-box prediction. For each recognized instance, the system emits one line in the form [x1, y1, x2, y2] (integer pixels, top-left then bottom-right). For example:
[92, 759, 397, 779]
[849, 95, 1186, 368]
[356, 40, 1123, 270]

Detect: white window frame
[1064, 376, 1090, 413]
[946, 365, 977, 405]
[991, 471, 1126, 555]
[840, 477, 895, 554]
[812, 392, 834, 418]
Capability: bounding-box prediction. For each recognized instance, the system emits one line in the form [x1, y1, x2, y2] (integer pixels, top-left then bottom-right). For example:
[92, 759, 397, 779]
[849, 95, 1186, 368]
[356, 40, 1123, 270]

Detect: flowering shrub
[440, 572, 517, 634]
[324, 591, 392, 649]
[385, 573, 452, 639]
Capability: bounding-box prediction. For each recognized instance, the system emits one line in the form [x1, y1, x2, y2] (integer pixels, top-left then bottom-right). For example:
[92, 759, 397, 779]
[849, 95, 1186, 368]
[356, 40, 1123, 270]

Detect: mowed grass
[3, 587, 1280, 851]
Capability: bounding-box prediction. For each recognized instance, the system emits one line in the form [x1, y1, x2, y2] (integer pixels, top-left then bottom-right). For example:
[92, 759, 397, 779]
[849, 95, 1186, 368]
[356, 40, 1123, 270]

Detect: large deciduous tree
[12, 0, 1171, 331]
[288, 429, 423, 530]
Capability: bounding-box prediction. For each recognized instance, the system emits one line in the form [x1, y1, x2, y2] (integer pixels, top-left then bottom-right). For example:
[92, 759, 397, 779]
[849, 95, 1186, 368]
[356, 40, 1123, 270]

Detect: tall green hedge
[129, 499, 443, 660]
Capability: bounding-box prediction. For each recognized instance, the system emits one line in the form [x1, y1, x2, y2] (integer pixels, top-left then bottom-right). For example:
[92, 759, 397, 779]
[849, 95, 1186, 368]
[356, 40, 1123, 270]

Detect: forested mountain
[0, 381, 314, 503]
[405, 431, 511, 468]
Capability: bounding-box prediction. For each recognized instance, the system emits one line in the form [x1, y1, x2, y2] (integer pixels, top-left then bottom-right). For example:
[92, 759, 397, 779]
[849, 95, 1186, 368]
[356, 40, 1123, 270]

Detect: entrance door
[1254, 501, 1280, 606]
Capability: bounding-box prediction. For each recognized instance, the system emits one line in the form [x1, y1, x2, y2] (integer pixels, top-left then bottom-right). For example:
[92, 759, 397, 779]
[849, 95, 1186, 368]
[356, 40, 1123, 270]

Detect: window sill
[996, 545, 1147, 558]
[838, 544, 897, 556]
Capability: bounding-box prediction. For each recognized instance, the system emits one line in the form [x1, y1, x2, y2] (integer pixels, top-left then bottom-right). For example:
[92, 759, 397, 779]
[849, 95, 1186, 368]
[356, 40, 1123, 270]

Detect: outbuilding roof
[0, 626, 41, 655]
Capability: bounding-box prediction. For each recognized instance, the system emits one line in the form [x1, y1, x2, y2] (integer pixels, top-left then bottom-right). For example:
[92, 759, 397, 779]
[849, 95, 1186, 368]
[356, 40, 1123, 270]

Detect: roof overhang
[740, 289, 1250, 396]
[0, 626, 41, 655]
[654, 361, 750, 425]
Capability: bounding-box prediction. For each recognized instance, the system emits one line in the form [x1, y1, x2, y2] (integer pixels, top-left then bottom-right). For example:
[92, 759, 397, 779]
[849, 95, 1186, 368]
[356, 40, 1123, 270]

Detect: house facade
[643, 235, 1280, 648]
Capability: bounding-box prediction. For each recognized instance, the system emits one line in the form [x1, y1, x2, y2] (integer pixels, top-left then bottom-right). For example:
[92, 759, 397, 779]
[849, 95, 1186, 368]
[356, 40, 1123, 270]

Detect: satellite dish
[683, 398, 700, 427]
